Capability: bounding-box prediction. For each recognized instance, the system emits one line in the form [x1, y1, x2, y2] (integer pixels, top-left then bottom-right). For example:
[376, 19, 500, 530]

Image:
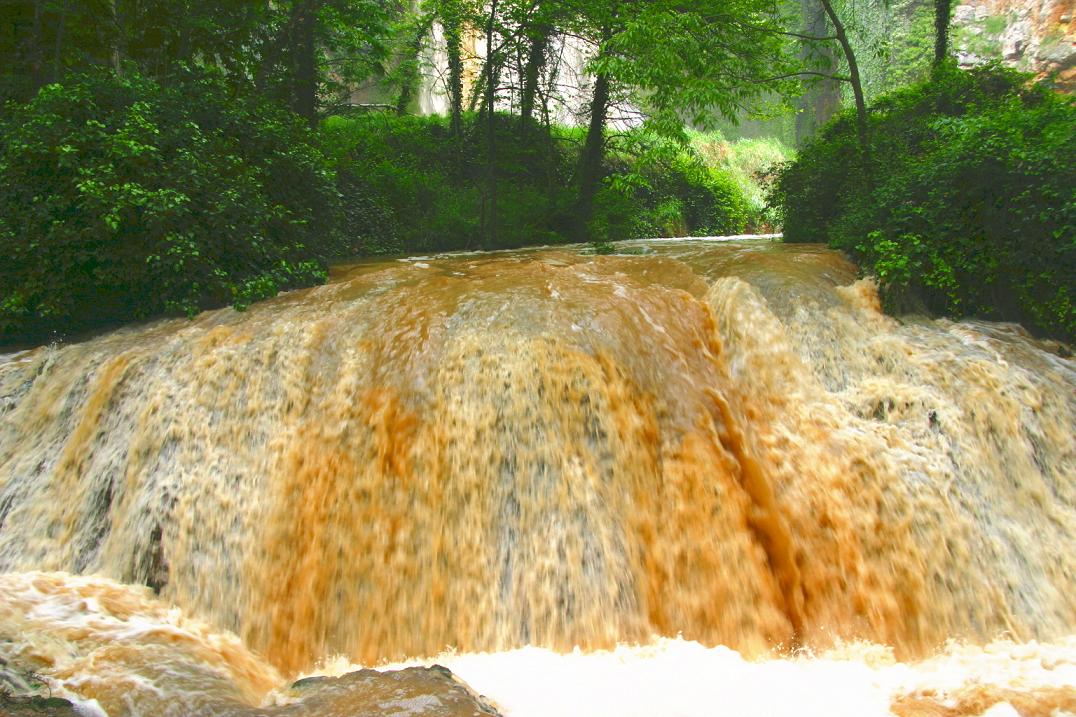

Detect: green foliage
[0, 0, 269, 102]
[258, 0, 393, 117]
[820, 0, 934, 107]
[0, 0, 393, 120]
[0, 0, 788, 342]
[0, 69, 343, 343]
[589, 136, 751, 241]
[322, 113, 755, 252]
[771, 63, 1076, 340]
[588, 0, 799, 128]
[322, 113, 556, 252]
[689, 131, 793, 228]
[983, 15, 1009, 35]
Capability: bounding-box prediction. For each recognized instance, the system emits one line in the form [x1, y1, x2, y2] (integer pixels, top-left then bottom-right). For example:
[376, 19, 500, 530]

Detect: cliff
[953, 0, 1075, 87]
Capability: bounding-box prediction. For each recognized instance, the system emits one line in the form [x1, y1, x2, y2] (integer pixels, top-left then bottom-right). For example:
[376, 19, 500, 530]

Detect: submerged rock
[0, 662, 80, 717]
[0, 696, 79, 717]
[249, 665, 503, 717]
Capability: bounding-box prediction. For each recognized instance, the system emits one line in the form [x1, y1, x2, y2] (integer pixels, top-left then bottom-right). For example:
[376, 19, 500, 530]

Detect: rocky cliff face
[953, 0, 1075, 87]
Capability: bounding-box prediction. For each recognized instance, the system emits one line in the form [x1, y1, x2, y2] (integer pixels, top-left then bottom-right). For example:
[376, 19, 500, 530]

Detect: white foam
[298, 636, 1076, 717]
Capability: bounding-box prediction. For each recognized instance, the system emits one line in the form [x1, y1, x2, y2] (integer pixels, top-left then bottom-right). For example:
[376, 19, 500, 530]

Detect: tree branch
[779, 31, 838, 41]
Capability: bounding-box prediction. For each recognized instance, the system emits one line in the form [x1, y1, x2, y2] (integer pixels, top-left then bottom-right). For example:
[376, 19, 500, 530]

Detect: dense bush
[0, 69, 343, 343]
[321, 113, 755, 253]
[771, 63, 1075, 340]
[1, 84, 758, 343]
[321, 113, 573, 253]
[689, 131, 792, 229]
[589, 140, 751, 242]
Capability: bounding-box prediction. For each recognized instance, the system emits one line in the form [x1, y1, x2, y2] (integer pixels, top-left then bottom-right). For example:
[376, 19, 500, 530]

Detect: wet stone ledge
[0, 665, 503, 717]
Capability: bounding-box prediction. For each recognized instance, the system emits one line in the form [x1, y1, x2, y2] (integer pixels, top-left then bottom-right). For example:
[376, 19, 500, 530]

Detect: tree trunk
[443, 1, 464, 138]
[574, 43, 611, 240]
[28, 1, 45, 87]
[795, 0, 841, 144]
[255, 9, 297, 93]
[52, 2, 68, 82]
[291, 0, 319, 127]
[934, 0, 952, 67]
[395, 26, 426, 115]
[818, 0, 868, 155]
[519, 23, 550, 132]
[483, 0, 498, 247]
[110, 0, 123, 74]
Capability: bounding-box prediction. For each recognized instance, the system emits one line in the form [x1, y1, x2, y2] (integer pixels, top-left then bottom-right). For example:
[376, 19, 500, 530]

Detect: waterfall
[0, 238, 1073, 715]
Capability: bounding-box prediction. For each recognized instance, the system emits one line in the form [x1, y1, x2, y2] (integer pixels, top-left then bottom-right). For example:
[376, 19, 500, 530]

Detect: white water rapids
[0, 237, 1072, 716]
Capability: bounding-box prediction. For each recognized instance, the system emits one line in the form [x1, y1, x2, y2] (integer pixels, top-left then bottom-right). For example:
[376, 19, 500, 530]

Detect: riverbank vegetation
[323, 115, 773, 255]
[0, 0, 793, 343]
[0, 0, 1071, 343]
[772, 63, 1075, 341]
[0, 69, 344, 341]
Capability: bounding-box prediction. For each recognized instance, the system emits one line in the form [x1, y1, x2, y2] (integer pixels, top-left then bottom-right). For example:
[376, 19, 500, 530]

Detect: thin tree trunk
[467, 70, 484, 112]
[110, 0, 123, 74]
[483, 0, 498, 247]
[292, 0, 319, 127]
[933, 0, 952, 67]
[29, 1, 45, 87]
[519, 23, 550, 132]
[474, 44, 504, 118]
[52, 2, 68, 82]
[818, 0, 867, 155]
[574, 28, 612, 240]
[444, 1, 463, 138]
[795, 0, 841, 144]
[395, 26, 426, 115]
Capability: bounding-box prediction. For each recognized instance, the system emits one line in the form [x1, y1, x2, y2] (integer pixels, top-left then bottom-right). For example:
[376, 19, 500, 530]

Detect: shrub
[590, 133, 750, 241]
[322, 113, 576, 252]
[0, 68, 343, 343]
[770, 63, 1075, 340]
[689, 131, 792, 229]
[322, 114, 753, 252]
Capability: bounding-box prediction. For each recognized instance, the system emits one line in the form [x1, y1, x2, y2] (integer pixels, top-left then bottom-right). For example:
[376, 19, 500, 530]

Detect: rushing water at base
[0, 238, 1073, 715]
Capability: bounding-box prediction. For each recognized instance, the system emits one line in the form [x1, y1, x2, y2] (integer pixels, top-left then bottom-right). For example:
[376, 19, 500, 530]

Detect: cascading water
[0, 238, 1073, 716]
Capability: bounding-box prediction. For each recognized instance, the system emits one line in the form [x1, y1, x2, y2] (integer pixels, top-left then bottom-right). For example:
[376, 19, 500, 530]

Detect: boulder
[0, 695, 80, 716]
[242, 665, 504, 717]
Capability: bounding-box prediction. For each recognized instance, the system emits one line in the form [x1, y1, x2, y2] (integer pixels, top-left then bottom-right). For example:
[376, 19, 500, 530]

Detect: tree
[933, 0, 952, 67]
[482, 0, 499, 245]
[795, 0, 842, 144]
[1, 0, 268, 102]
[564, 0, 798, 235]
[495, 0, 566, 135]
[816, 0, 868, 153]
[257, 0, 390, 125]
[441, 0, 466, 137]
[290, 0, 322, 125]
[518, 19, 552, 131]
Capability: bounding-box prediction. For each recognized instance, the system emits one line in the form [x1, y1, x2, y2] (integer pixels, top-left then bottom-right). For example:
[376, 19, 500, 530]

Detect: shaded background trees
[1, 0, 1071, 343]
[0, 0, 797, 343]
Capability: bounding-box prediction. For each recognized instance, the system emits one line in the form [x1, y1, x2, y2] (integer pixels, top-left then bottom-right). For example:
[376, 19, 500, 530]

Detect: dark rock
[242, 665, 504, 716]
[290, 676, 329, 690]
[0, 695, 79, 716]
